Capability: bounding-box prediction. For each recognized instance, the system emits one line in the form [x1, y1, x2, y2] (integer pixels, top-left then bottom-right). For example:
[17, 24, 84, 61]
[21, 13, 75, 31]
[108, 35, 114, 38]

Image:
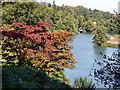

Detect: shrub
[2, 65, 71, 89]
[1, 21, 76, 84]
[73, 76, 95, 90]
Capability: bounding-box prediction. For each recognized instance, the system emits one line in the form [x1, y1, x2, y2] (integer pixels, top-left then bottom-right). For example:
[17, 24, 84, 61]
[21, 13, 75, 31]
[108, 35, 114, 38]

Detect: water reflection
[93, 45, 107, 61]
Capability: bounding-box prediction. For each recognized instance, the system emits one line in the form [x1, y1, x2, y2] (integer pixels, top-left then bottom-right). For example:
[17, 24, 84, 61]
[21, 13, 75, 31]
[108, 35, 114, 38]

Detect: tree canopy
[1, 2, 119, 34]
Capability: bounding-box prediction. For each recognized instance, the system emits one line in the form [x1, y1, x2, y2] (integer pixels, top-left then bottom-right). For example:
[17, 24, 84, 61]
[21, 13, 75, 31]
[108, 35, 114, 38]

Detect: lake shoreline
[107, 34, 120, 48]
[65, 34, 118, 88]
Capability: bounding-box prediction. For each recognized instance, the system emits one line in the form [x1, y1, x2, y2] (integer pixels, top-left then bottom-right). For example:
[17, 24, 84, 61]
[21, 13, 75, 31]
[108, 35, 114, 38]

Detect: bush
[2, 65, 71, 89]
[73, 76, 95, 90]
[1, 21, 76, 86]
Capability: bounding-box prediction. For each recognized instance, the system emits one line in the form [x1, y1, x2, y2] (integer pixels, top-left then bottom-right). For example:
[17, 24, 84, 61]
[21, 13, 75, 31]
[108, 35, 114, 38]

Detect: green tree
[1, 2, 119, 34]
[93, 26, 108, 46]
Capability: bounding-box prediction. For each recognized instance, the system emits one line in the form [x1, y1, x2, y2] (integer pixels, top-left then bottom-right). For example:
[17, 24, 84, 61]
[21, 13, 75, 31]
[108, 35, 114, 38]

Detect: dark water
[64, 34, 118, 88]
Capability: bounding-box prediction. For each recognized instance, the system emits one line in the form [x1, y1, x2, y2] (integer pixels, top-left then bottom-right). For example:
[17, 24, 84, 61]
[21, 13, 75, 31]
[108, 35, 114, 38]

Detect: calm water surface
[64, 34, 118, 88]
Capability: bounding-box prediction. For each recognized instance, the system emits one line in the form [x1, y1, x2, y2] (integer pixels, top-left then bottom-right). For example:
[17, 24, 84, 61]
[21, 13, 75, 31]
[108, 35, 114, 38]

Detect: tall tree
[92, 25, 108, 46]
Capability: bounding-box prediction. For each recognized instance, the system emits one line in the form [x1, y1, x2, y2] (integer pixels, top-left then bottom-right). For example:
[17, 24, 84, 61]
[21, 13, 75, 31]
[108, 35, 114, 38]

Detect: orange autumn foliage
[1, 21, 76, 75]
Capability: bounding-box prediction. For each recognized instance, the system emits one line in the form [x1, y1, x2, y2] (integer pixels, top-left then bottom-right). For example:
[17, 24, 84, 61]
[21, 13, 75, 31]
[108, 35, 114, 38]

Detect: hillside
[1, 2, 119, 34]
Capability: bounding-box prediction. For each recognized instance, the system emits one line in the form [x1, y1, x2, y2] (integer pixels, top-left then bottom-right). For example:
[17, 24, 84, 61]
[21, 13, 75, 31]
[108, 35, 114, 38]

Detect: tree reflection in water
[90, 49, 120, 89]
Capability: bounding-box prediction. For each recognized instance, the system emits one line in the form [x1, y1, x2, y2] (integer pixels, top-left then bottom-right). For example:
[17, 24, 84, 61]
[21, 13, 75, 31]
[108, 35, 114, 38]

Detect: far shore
[107, 34, 120, 46]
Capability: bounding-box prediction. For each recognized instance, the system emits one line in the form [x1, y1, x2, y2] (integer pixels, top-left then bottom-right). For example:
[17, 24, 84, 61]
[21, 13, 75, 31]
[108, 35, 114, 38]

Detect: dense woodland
[1, 1, 119, 89]
[1, 2, 119, 34]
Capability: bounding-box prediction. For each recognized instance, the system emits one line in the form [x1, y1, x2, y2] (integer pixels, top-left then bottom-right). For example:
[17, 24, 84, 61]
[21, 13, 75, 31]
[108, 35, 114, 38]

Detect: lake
[64, 34, 118, 88]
